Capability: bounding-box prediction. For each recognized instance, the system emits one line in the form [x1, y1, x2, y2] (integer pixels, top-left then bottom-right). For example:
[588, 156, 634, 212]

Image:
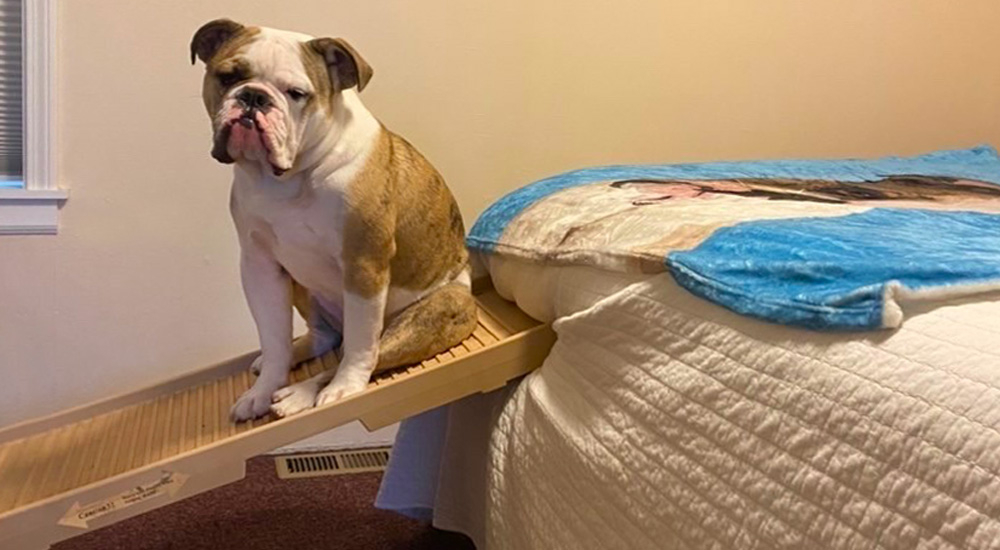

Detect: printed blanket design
[467, 147, 1000, 329]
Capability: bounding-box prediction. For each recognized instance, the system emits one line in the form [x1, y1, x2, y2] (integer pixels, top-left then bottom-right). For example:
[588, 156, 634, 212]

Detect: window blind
[0, 0, 21, 185]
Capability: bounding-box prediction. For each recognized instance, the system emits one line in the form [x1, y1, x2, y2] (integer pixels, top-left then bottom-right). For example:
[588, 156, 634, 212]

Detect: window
[0, 0, 62, 235]
[0, 0, 22, 188]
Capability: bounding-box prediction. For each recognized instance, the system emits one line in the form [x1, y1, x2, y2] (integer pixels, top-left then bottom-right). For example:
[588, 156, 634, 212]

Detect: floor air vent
[275, 447, 392, 479]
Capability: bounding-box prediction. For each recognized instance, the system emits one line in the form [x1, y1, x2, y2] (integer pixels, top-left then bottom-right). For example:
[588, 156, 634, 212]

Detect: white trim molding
[0, 0, 64, 235]
[0, 188, 65, 235]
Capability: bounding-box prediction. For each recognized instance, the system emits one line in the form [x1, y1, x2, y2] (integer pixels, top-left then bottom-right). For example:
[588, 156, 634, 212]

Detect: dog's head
[191, 19, 372, 177]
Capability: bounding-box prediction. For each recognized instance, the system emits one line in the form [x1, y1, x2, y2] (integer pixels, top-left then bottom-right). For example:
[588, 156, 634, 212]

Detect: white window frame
[0, 0, 64, 235]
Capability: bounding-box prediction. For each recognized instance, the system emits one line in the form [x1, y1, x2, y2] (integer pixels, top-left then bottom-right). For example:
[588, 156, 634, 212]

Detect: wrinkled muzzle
[212, 84, 294, 176]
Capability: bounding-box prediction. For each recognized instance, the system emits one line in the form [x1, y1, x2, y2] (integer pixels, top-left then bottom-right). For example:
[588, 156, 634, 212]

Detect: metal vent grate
[275, 447, 391, 479]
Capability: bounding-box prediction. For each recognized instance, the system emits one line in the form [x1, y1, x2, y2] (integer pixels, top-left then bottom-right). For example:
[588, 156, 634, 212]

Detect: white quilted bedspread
[378, 259, 1000, 549]
[483, 271, 1000, 550]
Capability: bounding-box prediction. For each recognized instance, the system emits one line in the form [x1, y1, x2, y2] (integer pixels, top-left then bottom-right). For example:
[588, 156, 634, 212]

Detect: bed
[377, 147, 1000, 550]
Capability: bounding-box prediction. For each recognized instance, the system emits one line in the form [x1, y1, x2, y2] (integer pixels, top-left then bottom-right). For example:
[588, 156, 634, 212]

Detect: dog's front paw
[270, 380, 321, 418]
[231, 382, 280, 422]
[315, 377, 368, 407]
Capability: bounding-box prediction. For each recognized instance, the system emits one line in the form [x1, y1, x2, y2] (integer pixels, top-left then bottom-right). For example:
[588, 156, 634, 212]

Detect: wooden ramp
[0, 289, 554, 550]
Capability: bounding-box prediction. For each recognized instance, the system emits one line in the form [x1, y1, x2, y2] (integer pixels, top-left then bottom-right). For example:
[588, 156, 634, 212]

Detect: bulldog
[190, 19, 478, 421]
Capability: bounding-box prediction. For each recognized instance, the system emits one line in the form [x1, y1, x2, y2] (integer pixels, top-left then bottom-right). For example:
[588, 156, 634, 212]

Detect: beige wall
[2, 0, 1000, 428]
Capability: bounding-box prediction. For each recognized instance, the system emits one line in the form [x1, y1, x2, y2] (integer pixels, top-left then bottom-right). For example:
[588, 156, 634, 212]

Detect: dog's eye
[217, 71, 242, 88]
[287, 88, 309, 101]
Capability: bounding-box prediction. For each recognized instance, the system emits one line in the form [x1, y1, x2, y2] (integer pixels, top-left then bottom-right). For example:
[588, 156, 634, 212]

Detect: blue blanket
[468, 146, 1000, 330]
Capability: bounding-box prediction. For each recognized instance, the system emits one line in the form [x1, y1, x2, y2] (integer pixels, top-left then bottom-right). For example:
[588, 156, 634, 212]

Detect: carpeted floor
[53, 456, 475, 550]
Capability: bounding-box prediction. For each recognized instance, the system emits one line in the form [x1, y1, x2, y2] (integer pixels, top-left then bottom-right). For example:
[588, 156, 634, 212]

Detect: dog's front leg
[315, 285, 387, 406]
[231, 250, 293, 421]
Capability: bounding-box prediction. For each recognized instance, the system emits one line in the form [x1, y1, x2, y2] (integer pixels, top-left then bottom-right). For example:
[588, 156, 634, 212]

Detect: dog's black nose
[236, 88, 272, 111]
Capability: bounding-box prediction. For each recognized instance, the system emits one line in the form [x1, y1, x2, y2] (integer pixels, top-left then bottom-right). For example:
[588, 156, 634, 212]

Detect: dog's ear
[190, 19, 244, 65]
[307, 38, 373, 92]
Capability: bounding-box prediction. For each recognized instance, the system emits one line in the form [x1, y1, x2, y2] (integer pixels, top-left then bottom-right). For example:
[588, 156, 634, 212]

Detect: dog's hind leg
[291, 281, 343, 365]
[253, 281, 342, 376]
[269, 282, 476, 418]
[375, 282, 478, 373]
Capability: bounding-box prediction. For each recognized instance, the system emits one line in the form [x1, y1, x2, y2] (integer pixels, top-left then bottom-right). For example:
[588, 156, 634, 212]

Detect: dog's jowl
[191, 19, 477, 421]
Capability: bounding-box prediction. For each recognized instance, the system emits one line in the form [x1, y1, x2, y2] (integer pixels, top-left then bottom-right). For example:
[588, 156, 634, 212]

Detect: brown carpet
[53, 456, 475, 550]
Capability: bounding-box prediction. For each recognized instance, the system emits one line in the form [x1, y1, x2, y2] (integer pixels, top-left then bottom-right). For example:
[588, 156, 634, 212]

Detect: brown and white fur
[191, 20, 478, 421]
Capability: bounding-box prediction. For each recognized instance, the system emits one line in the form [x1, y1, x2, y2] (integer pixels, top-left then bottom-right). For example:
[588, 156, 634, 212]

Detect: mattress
[379, 256, 1000, 550]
